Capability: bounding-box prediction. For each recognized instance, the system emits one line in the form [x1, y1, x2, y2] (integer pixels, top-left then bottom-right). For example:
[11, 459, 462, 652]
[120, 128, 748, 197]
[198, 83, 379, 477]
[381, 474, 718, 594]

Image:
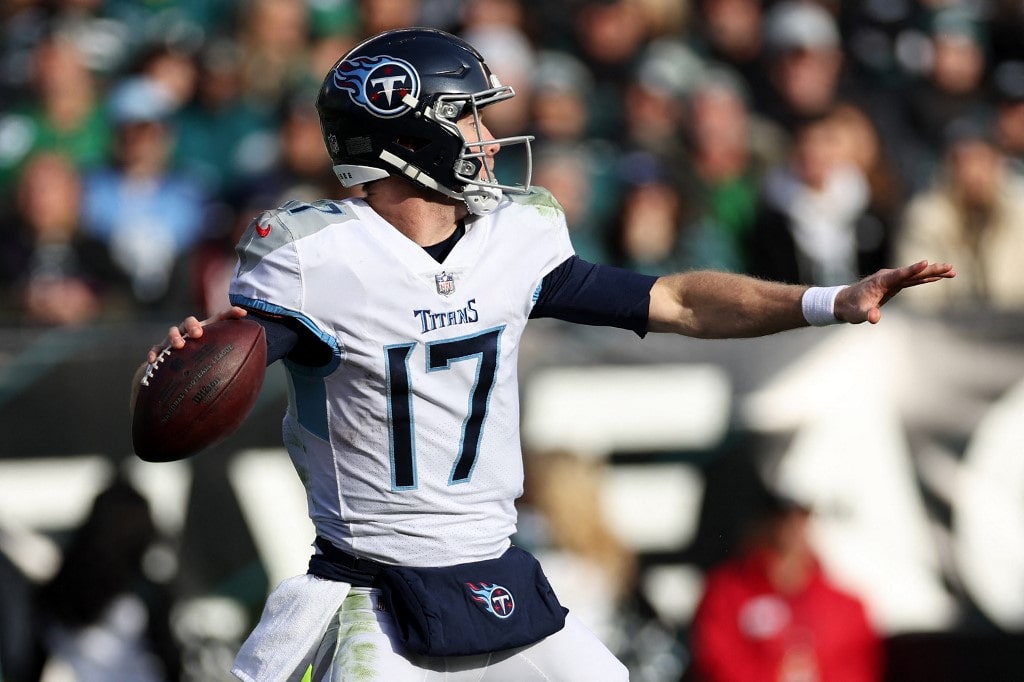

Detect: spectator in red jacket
[689, 490, 882, 682]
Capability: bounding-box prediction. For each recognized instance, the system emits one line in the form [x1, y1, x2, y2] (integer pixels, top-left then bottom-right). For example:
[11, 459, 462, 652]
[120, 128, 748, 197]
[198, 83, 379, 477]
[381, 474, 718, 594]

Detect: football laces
[140, 331, 189, 387]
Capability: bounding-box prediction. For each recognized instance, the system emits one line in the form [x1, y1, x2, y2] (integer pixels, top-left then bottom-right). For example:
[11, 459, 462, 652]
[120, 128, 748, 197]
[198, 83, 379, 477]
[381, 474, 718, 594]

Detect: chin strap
[461, 183, 502, 215]
[377, 150, 504, 215]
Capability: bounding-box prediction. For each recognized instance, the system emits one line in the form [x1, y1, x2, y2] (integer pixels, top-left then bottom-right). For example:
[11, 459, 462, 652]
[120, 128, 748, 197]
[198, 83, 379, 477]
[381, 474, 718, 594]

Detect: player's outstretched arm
[647, 261, 955, 339]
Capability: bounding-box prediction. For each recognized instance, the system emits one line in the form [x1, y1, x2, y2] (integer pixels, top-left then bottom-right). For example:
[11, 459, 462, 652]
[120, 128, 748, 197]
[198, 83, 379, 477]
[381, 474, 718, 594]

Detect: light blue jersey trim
[284, 369, 331, 441]
[230, 294, 340, 441]
[231, 294, 341, 367]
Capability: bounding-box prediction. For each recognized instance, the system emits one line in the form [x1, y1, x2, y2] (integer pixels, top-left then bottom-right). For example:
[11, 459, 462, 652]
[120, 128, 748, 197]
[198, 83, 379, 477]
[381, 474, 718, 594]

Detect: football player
[141, 28, 954, 681]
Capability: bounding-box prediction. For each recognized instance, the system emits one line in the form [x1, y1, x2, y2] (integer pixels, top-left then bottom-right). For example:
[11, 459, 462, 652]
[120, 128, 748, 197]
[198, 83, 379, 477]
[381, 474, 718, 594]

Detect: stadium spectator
[618, 37, 703, 167]
[606, 152, 690, 276]
[0, 152, 123, 326]
[530, 50, 596, 144]
[235, 0, 314, 113]
[901, 6, 994, 188]
[896, 116, 1024, 311]
[228, 85, 341, 220]
[0, 29, 112, 198]
[606, 151, 741, 275]
[135, 42, 201, 113]
[35, 478, 180, 682]
[613, 38, 706, 260]
[571, 0, 652, 141]
[518, 449, 639, 646]
[758, 1, 848, 133]
[831, 103, 906, 224]
[746, 109, 890, 286]
[689, 487, 883, 682]
[79, 77, 209, 312]
[528, 50, 619, 262]
[992, 60, 1024, 176]
[171, 38, 280, 197]
[688, 0, 774, 114]
[678, 65, 786, 272]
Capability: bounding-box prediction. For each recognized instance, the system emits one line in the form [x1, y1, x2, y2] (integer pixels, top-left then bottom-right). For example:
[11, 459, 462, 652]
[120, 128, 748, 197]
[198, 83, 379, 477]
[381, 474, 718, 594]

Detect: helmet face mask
[317, 28, 533, 215]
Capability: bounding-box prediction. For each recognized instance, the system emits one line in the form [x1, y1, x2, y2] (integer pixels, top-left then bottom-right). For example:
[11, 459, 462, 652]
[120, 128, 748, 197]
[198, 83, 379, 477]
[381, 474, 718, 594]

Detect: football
[132, 318, 267, 462]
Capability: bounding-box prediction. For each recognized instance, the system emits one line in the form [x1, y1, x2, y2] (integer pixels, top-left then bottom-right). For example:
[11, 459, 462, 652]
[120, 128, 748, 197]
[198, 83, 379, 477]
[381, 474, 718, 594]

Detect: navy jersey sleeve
[247, 312, 334, 366]
[530, 256, 658, 337]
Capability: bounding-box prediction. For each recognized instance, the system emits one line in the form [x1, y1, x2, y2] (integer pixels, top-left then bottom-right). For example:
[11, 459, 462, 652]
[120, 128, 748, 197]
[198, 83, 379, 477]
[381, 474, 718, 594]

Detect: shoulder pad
[508, 187, 564, 219]
[236, 200, 356, 275]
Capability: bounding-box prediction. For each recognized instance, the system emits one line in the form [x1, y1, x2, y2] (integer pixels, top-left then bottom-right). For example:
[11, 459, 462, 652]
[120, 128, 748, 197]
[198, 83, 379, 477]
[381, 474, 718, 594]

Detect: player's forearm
[647, 271, 809, 338]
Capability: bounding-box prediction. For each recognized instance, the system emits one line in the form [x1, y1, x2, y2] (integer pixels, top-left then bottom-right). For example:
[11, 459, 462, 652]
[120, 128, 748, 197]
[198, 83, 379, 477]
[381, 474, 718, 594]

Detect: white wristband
[801, 285, 848, 326]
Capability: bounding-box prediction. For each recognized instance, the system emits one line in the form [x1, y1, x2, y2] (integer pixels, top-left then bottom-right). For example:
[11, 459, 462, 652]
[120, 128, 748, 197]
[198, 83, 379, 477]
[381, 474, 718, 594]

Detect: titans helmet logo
[334, 55, 421, 119]
[466, 582, 515, 618]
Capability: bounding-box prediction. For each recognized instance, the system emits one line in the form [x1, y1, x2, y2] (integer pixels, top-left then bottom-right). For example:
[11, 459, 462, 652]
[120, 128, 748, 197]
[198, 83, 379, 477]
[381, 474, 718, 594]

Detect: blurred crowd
[2, 0, 1024, 328]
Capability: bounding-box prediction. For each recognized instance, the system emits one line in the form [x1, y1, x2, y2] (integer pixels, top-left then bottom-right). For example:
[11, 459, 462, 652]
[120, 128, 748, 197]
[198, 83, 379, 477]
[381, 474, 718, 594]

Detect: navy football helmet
[317, 28, 533, 215]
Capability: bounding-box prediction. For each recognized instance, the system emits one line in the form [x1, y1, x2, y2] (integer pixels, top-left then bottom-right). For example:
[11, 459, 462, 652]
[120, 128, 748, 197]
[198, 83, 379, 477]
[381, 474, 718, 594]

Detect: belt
[308, 536, 385, 587]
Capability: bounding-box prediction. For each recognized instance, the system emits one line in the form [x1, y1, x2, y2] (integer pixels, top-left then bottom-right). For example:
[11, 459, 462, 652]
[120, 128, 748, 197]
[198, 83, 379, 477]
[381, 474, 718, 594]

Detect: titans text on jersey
[414, 299, 479, 334]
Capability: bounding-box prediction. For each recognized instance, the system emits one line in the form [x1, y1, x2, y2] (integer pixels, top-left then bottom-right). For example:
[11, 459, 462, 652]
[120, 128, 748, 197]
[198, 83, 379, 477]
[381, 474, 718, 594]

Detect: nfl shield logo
[435, 271, 455, 296]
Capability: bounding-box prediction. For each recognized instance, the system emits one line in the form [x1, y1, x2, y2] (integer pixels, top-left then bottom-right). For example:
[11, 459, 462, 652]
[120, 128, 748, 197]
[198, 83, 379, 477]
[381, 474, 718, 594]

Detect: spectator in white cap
[79, 76, 209, 312]
[760, 1, 846, 131]
[531, 50, 595, 146]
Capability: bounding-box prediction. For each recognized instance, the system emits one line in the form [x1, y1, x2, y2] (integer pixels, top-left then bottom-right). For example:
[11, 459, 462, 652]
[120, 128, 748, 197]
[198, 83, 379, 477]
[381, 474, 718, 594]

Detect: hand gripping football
[132, 318, 267, 462]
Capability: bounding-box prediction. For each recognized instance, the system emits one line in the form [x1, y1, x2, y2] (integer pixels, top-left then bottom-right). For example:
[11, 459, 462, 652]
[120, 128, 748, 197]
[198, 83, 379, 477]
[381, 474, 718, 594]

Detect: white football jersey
[229, 190, 574, 567]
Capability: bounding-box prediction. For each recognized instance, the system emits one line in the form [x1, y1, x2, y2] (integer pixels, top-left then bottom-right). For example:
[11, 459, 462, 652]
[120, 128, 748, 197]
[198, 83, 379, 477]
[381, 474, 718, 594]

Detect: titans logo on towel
[466, 582, 515, 618]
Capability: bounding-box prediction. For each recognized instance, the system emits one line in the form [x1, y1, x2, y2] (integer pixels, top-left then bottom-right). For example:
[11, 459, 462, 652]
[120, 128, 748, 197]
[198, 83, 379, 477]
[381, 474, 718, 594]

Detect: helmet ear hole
[435, 102, 463, 120]
[455, 159, 480, 176]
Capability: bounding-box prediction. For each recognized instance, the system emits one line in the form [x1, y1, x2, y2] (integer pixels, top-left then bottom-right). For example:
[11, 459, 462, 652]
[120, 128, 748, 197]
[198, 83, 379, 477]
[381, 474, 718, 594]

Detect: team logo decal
[466, 582, 515, 618]
[435, 271, 455, 296]
[334, 55, 421, 119]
